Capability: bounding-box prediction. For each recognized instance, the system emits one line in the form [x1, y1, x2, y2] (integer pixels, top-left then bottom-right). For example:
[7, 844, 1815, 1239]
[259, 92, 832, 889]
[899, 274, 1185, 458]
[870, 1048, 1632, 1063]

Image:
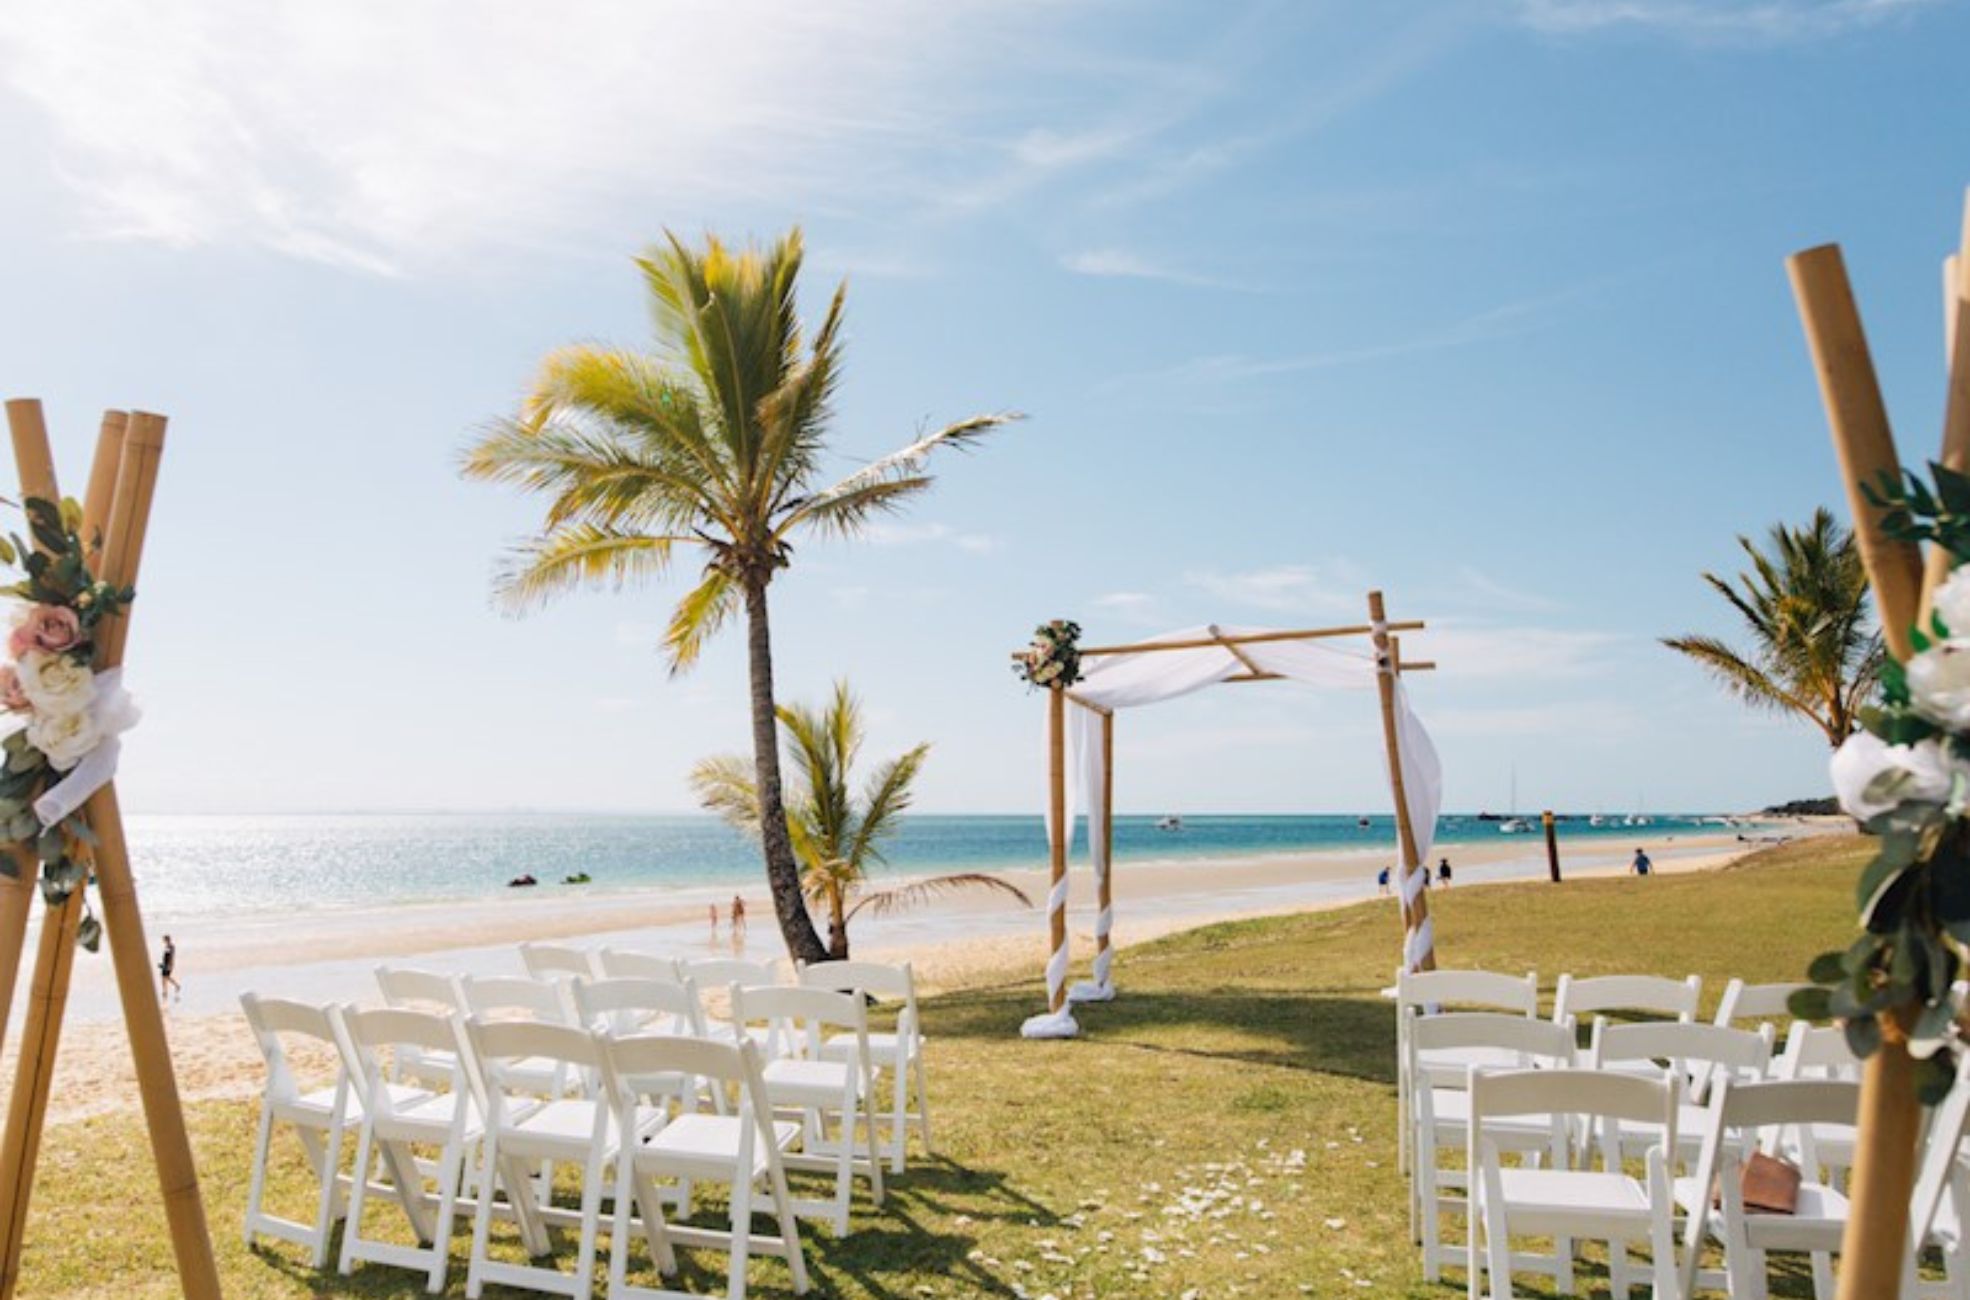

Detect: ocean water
[116, 811, 1744, 922]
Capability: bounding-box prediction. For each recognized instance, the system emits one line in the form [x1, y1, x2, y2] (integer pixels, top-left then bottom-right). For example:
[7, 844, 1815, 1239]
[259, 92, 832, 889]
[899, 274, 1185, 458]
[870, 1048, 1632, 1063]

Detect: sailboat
[1498, 767, 1532, 834]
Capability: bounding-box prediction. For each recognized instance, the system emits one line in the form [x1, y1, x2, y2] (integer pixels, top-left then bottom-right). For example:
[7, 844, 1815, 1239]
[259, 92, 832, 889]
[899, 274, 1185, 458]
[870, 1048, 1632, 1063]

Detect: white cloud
[1426, 699, 1642, 737]
[0, 1, 1043, 272]
[1420, 622, 1628, 679]
[1513, 0, 1936, 41]
[1183, 562, 1369, 616]
[1091, 590, 1165, 628]
[1060, 248, 1245, 291]
[862, 522, 1001, 554]
[1448, 566, 1561, 614]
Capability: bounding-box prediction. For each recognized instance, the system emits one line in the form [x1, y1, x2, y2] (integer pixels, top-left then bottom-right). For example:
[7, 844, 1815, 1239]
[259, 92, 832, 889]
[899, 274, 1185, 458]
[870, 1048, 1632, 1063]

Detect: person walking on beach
[1376, 866, 1391, 896]
[708, 902, 720, 940]
[1631, 848, 1652, 877]
[158, 935, 180, 1005]
[731, 894, 747, 939]
[1437, 857, 1453, 888]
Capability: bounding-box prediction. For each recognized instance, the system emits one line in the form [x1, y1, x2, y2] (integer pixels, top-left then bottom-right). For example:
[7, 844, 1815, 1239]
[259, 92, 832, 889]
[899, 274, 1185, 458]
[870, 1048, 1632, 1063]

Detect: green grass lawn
[22, 836, 1867, 1298]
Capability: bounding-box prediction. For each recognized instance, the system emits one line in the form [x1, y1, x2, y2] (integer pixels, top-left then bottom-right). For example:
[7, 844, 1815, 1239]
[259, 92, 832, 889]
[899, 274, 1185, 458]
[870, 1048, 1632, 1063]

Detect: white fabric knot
[34, 667, 138, 827]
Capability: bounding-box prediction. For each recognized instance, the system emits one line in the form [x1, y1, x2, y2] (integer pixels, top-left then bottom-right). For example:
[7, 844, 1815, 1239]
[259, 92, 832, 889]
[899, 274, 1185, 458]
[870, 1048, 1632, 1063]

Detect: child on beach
[1437, 857, 1453, 887]
[1631, 848, 1652, 877]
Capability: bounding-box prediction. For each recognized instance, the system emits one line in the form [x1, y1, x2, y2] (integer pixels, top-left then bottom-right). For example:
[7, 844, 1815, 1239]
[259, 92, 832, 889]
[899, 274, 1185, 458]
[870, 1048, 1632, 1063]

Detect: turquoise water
[118, 811, 1744, 921]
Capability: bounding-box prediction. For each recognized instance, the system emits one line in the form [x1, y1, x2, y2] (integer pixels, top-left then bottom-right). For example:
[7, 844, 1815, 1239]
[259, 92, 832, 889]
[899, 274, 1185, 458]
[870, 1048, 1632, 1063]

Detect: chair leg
[427, 1138, 462, 1295]
[767, 1158, 810, 1297]
[729, 1172, 755, 1300]
[889, 1054, 909, 1174]
[340, 1122, 375, 1276]
[1811, 1250, 1834, 1300]
[1483, 1195, 1510, 1300]
[465, 1131, 498, 1300]
[311, 1121, 347, 1269]
[912, 1047, 933, 1157]
[864, 1087, 886, 1208]
[633, 1165, 677, 1276]
[1419, 1132, 1441, 1283]
[575, 1143, 607, 1290]
[244, 1103, 274, 1250]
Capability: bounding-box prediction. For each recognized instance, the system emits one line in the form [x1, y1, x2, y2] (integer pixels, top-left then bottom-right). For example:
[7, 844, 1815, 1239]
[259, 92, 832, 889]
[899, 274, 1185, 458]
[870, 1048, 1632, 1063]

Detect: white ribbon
[1020, 1006, 1080, 1039]
[33, 667, 139, 827]
[1404, 914, 1434, 974]
[1070, 904, 1117, 1003]
[1042, 874, 1070, 1007]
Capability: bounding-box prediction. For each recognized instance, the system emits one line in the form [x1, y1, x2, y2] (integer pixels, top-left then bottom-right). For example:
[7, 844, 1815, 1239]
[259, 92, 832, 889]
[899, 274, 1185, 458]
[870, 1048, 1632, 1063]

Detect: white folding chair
[601, 948, 686, 984]
[464, 1017, 635, 1300]
[1553, 973, 1701, 1027]
[460, 973, 582, 1096]
[598, 1032, 811, 1300]
[1716, 979, 1813, 1028]
[331, 1005, 487, 1294]
[1392, 969, 1539, 1177]
[1470, 1067, 1681, 1299]
[1906, 1056, 1970, 1300]
[242, 994, 400, 1267]
[574, 976, 725, 1118]
[522, 941, 601, 982]
[1774, 1021, 1861, 1185]
[1677, 1077, 1859, 1300]
[1407, 1012, 1574, 1283]
[375, 966, 467, 1090]
[798, 959, 932, 1173]
[732, 983, 886, 1236]
[1591, 1018, 1774, 1165]
[682, 958, 782, 1056]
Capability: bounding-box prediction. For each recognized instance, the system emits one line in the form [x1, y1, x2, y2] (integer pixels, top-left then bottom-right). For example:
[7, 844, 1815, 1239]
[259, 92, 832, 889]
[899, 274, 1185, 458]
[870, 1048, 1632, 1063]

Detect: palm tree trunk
[829, 886, 849, 960]
[741, 575, 829, 965]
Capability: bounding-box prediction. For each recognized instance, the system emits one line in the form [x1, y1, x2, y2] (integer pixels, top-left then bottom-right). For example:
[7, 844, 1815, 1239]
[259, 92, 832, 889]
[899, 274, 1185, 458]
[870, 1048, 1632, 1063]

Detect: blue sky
[0, 0, 1961, 817]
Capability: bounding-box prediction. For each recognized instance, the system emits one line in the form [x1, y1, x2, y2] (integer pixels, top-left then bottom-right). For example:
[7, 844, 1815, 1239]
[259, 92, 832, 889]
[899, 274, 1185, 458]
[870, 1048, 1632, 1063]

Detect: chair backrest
[1553, 973, 1700, 1024]
[682, 957, 779, 988]
[375, 965, 463, 1013]
[1775, 1021, 1860, 1080]
[733, 983, 869, 1061]
[1592, 1018, 1773, 1076]
[1714, 978, 1810, 1026]
[1910, 1058, 1970, 1249]
[797, 959, 913, 1001]
[1397, 968, 1539, 1016]
[464, 1016, 605, 1130]
[241, 993, 340, 1110]
[460, 973, 572, 1024]
[1473, 1066, 1678, 1131]
[1407, 1011, 1574, 1068]
[598, 948, 683, 984]
[520, 942, 597, 982]
[571, 977, 705, 1036]
[331, 1005, 471, 1117]
[598, 1030, 771, 1122]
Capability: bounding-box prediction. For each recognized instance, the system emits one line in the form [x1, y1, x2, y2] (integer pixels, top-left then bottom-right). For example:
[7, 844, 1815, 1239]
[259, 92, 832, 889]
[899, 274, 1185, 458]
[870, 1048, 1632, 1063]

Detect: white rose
[26, 706, 100, 771]
[14, 651, 94, 717]
[1830, 731, 1965, 820]
[1935, 568, 1970, 639]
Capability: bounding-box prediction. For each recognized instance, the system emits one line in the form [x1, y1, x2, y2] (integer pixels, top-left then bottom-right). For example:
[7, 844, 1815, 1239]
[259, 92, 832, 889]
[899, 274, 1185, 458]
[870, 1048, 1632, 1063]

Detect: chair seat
[823, 1030, 918, 1061]
[762, 1057, 858, 1105]
[278, 1080, 427, 1125]
[1417, 1045, 1528, 1085]
[501, 1098, 617, 1158]
[634, 1113, 801, 1180]
[1673, 1175, 1851, 1247]
[376, 1092, 483, 1143]
[1491, 1168, 1653, 1225]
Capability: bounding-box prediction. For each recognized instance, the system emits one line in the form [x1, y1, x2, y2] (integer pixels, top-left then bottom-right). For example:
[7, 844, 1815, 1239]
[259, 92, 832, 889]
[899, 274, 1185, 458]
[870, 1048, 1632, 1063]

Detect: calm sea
[115, 812, 1743, 922]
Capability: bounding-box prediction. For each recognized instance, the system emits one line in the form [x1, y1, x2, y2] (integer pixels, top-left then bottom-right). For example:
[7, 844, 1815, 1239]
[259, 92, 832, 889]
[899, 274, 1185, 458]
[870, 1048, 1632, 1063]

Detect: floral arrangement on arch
[1014, 619, 1082, 690]
[0, 498, 136, 950]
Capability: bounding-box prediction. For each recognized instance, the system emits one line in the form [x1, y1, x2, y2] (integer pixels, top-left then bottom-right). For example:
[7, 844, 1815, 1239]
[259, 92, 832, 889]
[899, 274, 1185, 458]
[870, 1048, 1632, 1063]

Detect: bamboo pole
[1092, 709, 1115, 991]
[1370, 595, 1433, 973]
[1045, 685, 1069, 1014]
[1542, 810, 1561, 883]
[0, 411, 124, 1290]
[1923, 192, 1970, 617]
[1789, 244, 1924, 1300]
[1012, 619, 1428, 661]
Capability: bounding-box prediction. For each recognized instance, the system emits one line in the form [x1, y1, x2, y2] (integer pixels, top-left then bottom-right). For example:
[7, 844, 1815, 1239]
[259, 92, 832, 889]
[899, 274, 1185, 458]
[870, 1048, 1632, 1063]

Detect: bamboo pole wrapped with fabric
[0, 410, 125, 1289]
[1370, 593, 1433, 974]
[1789, 242, 1924, 1300]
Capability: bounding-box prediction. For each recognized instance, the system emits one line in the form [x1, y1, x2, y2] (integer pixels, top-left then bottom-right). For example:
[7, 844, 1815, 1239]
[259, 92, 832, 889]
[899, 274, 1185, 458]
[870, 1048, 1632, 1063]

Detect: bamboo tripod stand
[1786, 194, 1970, 1299]
[0, 399, 219, 1297]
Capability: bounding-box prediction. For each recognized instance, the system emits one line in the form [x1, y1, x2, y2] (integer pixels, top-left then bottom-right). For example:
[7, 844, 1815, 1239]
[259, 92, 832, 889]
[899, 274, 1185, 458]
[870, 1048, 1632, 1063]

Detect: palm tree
[1662, 507, 1884, 748]
[461, 229, 1017, 964]
[692, 680, 1030, 959]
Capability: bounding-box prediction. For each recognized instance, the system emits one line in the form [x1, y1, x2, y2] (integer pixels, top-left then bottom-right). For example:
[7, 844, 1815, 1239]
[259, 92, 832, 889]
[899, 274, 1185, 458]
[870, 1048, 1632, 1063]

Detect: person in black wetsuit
[159, 934, 180, 1005]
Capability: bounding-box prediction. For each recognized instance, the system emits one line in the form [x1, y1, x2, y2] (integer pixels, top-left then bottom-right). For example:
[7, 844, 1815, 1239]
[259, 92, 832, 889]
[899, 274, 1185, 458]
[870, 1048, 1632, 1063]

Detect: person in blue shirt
[1376, 866, 1391, 895]
[1631, 848, 1652, 877]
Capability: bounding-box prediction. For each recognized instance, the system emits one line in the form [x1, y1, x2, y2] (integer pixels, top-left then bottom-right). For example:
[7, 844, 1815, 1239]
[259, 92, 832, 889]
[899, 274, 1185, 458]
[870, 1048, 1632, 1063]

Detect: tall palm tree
[692, 680, 1030, 958]
[461, 229, 1017, 964]
[1662, 507, 1883, 748]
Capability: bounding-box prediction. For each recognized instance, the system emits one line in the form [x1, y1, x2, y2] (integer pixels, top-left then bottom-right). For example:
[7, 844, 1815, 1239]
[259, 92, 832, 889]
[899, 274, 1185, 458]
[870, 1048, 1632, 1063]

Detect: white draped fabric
[1020, 625, 1443, 1039]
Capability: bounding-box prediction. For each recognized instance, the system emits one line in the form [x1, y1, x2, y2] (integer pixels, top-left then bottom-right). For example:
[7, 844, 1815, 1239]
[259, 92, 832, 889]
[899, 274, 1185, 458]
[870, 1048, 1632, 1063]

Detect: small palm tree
[1662, 507, 1884, 747]
[462, 229, 1016, 964]
[692, 680, 1030, 958]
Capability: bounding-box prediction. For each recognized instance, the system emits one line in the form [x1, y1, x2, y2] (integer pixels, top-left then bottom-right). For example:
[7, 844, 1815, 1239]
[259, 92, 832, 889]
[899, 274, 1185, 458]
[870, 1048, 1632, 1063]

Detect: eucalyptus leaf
[1844, 1013, 1884, 1059]
[1788, 986, 1832, 1020]
[1807, 951, 1846, 984]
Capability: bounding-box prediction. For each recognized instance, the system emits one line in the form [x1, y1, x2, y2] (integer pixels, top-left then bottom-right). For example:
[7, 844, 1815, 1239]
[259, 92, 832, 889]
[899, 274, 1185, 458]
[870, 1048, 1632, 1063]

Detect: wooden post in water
[1542, 811, 1561, 883]
[1790, 242, 1926, 1300]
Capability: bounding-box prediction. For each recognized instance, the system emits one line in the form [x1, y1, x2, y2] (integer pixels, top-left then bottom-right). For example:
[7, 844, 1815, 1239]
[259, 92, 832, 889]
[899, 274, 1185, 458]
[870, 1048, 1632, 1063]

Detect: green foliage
[1867, 463, 1970, 564]
[1013, 619, 1082, 690]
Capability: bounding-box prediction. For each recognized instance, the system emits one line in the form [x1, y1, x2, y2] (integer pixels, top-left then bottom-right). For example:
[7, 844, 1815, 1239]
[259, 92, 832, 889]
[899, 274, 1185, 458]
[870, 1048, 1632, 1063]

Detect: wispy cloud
[1420, 622, 1628, 679]
[1060, 248, 1248, 291]
[862, 521, 1001, 554]
[1091, 591, 1165, 627]
[0, 1, 1043, 272]
[1183, 563, 1370, 616]
[1513, 0, 1936, 41]
[1425, 698, 1642, 738]
[1447, 566, 1562, 614]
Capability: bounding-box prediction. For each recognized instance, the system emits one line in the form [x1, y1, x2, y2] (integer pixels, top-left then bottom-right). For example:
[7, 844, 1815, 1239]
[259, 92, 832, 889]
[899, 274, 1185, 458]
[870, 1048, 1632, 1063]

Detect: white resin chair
[1677, 1077, 1859, 1300]
[1904, 1055, 1970, 1300]
[1591, 1018, 1774, 1165]
[331, 1005, 486, 1295]
[521, 941, 600, 983]
[1774, 1021, 1861, 1185]
[1469, 1067, 1681, 1299]
[242, 994, 397, 1267]
[732, 983, 886, 1236]
[601, 948, 686, 984]
[463, 1017, 633, 1300]
[1392, 969, 1539, 1177]
[798, 959, 932, 1173]
[1407, 1012, 1574, 1283]
[375, 966, 466, 1090]
[598, 1032, 810, 1300]
[1553, 973, 1701, 1027]
[460, 973, 581, 1096]
[683, 958, 782, 1055]
[1716, 979, 1813, 1028]
[573, 976, 724, 1119]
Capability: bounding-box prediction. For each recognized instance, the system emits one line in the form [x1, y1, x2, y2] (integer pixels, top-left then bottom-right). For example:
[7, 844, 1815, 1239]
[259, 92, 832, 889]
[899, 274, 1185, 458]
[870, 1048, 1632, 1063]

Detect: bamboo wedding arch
[1013, 590, 1441, 1039]
[0, 400, 217, 1296]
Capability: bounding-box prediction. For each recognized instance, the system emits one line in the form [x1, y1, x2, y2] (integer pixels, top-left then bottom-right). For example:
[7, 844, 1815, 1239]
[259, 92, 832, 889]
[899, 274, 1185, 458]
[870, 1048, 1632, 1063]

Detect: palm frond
[663, 566, 741, 674]
[1660, 634, 1816, 718]
[521, 345, 737, 507]
[494, 524, 679, 611]
[849, 743, 929, 871]
[689, 754, 761, 833]
[774, 476, 935, 543]
[779, 413, 1022, 539]
[778, 698, 850, 867]
[462, 417, 719, 536]
[845, 872, 1032, 921]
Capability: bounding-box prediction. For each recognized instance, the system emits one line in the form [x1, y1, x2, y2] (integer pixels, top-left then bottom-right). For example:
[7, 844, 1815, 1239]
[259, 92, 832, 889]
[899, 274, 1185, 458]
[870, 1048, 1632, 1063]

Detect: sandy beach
[0, 823, 1833, 1125]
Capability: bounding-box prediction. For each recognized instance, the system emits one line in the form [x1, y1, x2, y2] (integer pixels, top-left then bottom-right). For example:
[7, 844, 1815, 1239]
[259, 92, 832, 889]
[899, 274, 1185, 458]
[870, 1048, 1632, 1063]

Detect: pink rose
[7, 605, 80, 659]
[0, 666, 26, 714]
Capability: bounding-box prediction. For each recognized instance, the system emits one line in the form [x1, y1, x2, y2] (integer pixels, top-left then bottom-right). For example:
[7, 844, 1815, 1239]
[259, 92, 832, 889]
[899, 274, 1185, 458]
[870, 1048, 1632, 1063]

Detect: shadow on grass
[930, 985, 1398, 1085]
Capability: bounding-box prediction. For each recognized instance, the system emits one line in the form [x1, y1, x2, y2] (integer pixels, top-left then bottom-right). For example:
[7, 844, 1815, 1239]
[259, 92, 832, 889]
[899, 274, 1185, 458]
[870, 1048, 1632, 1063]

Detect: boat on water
[1499, 817, 1533, 834]
[1589, 813, 1607, 827]
[1356, 816, 1371, 829]
[1155, 815, 1183, 832]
